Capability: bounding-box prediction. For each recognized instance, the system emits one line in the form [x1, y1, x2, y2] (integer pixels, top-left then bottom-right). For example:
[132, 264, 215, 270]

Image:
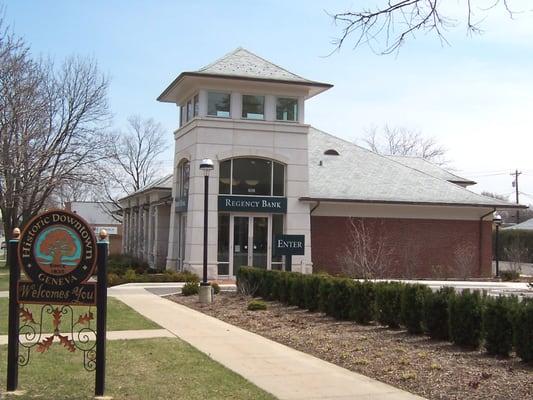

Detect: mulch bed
[168, 292, 533, 400]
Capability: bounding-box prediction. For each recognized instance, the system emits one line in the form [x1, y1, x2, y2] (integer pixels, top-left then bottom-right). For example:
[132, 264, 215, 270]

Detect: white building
[120, 48, 521, 279]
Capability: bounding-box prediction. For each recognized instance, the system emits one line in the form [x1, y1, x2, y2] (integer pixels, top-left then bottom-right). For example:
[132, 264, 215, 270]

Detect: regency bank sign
[218, 195, 287, 213]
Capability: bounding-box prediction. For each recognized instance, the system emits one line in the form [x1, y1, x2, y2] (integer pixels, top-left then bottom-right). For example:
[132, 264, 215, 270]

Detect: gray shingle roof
[387, 156, 475, 185]
[197, 47, 313, 83]
[502, 218, 533, 231]
[118, 174, 173, 202]
[307, 128, 521, 208]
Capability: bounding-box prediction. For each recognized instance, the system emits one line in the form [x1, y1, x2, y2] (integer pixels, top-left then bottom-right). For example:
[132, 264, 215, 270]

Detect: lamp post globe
[199, 158, 214, 303]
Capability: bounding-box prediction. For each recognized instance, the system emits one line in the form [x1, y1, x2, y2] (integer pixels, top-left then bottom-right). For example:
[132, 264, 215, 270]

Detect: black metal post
[202, 174, 209, 285]
[95, 241, 108, 397]
[495, 225, 500, 277]
[286, 255, 292, 272]
[7, 239, 20, 392]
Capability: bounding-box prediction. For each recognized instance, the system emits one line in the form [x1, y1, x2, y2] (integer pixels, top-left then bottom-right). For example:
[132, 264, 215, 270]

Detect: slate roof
[387, 156, 475, 185]
[158, 48, 332, 102]
[196, 47, 314, 83]
[305, 128, 522, 209]
[502, 218, 533, 231]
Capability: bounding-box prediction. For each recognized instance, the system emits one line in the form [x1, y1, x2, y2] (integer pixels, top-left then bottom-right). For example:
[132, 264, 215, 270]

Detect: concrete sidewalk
[113, 287, 424, 400]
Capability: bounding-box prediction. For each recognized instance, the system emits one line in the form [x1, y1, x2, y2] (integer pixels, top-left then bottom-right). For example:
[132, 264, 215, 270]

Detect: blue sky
[4, 0, 533, 203]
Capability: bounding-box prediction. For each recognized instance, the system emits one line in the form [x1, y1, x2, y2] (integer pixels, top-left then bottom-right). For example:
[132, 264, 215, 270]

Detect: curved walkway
[110, 285, 424, 400]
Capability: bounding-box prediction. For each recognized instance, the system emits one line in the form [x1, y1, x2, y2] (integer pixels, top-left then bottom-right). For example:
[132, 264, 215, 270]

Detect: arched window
[176, 159, 190, 198]
[324, 149, 340, 156]
[219, 158, 285, 196]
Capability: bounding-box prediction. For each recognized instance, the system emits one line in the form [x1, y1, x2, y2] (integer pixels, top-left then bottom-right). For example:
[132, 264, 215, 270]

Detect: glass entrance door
[231, 215, 269, 275]
[233, 216, 249, 277]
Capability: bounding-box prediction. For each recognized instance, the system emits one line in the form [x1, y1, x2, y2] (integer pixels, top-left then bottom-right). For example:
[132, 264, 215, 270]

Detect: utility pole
[511, 169, 522, 223]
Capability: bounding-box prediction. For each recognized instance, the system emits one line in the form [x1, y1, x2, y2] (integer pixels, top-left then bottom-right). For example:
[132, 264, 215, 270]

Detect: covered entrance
[217, 213, 284, 276]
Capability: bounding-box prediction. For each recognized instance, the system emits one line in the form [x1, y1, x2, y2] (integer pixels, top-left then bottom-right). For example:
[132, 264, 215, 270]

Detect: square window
[242, 95, 265, 120]
[207, 92, 231, 117]
[276, 98, 298, 121]
[187, 100, 193, 121]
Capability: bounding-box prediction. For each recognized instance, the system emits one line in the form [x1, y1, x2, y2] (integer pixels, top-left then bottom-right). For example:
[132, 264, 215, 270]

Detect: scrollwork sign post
[95, 237, 108, 396]
[7, 232, 20, 391]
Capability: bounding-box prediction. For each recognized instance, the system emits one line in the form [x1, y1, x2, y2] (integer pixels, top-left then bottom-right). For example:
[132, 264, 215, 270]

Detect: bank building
[119, 48, 518, 279]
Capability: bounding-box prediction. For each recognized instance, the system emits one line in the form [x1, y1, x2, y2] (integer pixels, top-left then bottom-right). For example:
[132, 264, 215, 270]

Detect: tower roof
[158, 48, 332, 103]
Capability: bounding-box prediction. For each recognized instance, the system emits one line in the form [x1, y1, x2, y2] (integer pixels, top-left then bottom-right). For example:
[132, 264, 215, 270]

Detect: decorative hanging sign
[17, 210, 97, 305]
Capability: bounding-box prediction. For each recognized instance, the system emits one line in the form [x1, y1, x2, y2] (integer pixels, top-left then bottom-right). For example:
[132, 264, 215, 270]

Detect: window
[177, 160, 190, 198]
[193, 94, 199, 117]
[208, 92, 231, 117]
[219, 158, 285, 196]
[217, 214, 230, 275]
[276, 98, 298, 121]
[180, 106, 185, 127]
[186, 100, 193, 121]
[242, 95, 264, 120]
[324, 149, 340, 155]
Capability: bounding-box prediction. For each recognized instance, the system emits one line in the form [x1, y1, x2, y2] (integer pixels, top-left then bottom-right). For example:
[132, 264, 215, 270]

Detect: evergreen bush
[318, 277, 334, 314]
[514, 299, 533, 362]
[181, 282, 199, 296]
[483, 295, 517, 356]
[348, 280, 376, 324]
[424, 287, 454, 340]
[289, 273, 306, 308]
[328, 278, 354, 320]
[303, 274, 322, 311]
[375, 282, 404, 328]
[449, 289, 483, 348]
[401, 284, 432, 334]
[247, 299, 267, 311]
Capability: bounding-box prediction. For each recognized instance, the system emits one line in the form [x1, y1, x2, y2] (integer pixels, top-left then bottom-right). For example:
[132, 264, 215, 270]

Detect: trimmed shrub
[449, 289, 483, 348]
[303, 274, 322, 312]
[107, 254, 149, 275]
[211, 282, 221, 295]
[278, 272, 291, 304]
[514, 299, 533, 362]
[327, 278, 354, 320]
[247, 299, 267, 311]
[259, 269, 276, 300]
[181, 282, 199, 296]
[318, 277, 334, 314]
[289, 274, 306, 308]
[348, 280, 375, 324]
[123, 268, 137, 282]
[401, 284, 432, 334]
[375, 282, 404, 328]
[483, 295, 517, 356]
[424, 287, 455, 340]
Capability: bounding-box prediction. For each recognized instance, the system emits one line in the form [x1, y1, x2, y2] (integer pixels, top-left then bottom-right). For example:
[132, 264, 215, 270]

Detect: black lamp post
[199, 158, 214, 292]
[493, 212, 502, 277]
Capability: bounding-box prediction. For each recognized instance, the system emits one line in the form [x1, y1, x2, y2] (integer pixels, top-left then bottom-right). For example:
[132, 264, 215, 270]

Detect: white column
[122, 209, 128, 254]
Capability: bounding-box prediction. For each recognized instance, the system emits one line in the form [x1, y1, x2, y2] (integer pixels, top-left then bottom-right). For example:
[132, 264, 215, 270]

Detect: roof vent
[324, 149, 339, 156]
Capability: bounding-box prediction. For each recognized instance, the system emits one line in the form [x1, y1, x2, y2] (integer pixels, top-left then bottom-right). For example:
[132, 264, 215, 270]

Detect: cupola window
[276, 97, 298, 121]
[324, 149, 340, 156]
[242, 95, 265, 120]
[208, 92, 231, 118]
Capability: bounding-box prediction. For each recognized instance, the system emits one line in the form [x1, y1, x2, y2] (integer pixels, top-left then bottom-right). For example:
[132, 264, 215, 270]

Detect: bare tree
[363, 125, 447, 164]
[330, 1, 520, 54]
[338, 218, 393, 279]
[0, 16, 110, 236]
[109, 115, 167, 195]
[453, 242, 476, 279]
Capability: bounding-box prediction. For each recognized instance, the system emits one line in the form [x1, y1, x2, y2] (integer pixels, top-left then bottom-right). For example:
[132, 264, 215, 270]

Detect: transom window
[219, 158, 285, 196]
[276, 97, 298, 121]
[242, 95, 265, 120]
[207, 92, 231, 117]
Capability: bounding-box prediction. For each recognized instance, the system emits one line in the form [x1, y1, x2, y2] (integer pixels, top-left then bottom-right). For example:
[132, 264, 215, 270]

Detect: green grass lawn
[0, 297, 160, 334]
[0, 338, 276, 400]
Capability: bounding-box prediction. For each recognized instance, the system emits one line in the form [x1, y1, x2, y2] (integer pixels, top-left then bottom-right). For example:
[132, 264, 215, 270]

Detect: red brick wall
[311, 216, 492, 278]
